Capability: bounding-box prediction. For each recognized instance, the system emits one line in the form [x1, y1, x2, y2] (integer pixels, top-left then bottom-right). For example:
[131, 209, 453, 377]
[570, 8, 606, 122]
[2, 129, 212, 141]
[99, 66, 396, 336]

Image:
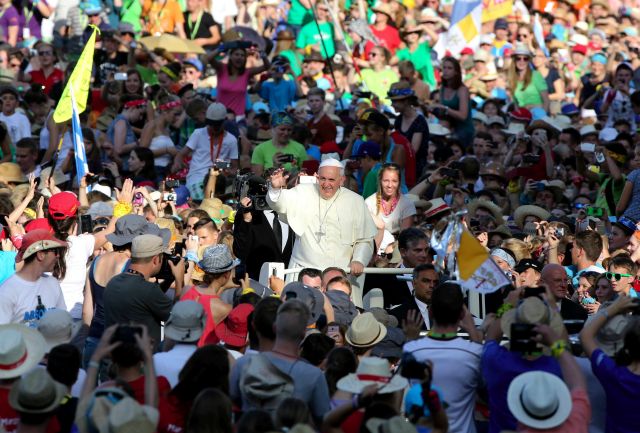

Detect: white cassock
[267, 184, 377, 271]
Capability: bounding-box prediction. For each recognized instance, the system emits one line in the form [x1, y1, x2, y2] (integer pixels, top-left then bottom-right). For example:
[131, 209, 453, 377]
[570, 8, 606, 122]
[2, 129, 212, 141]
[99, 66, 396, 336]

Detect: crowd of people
[1, 0, 640, 432]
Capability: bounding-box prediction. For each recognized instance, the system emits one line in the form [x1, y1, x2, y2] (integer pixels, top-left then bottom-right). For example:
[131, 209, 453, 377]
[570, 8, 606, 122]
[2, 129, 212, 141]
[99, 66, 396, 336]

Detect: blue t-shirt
[0, 251, 17, 285]
[481, 340, 562, 433]
[258, 79, 298, 113]
[591, 348, 640, 433]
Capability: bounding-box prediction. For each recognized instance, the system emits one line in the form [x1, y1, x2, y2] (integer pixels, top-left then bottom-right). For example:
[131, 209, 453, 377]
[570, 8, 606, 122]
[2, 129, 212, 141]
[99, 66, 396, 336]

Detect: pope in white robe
[266, 159, 377, 274]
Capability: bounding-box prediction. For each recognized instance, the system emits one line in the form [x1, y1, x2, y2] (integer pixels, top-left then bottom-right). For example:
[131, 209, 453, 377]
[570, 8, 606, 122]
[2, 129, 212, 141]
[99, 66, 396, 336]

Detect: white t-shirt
[365, 194, 417, 234]
[403, 336, 483, 433]
[0, 274, 67, 327]
[0, 112, 31, 146]
[60, 234, 95, 319]
[153, 344, 198, 388]
[185, 128, 238, 187]
[150, 135, 176, 168]
[210, 0, 237, 29]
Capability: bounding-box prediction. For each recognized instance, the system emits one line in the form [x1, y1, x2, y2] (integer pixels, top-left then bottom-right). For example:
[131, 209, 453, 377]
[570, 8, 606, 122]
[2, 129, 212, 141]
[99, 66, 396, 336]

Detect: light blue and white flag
[533, 14, 548, 56]
[70, 88, 88, 183]
[434, 0, 483, 58]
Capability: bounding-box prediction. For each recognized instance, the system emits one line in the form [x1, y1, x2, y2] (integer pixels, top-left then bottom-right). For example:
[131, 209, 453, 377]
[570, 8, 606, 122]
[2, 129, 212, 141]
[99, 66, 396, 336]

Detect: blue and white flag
[533, 14, 548, 56]
[70, 87, 88, 182]
[434, 0, 483, 58]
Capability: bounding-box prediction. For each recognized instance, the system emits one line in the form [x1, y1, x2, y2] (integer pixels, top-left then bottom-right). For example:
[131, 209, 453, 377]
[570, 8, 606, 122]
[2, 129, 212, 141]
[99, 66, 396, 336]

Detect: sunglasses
[38, 51, 53, 56]
[517, 34, 529, 39]
[605, 272, 633, 281]
[515, 56, 530, 61]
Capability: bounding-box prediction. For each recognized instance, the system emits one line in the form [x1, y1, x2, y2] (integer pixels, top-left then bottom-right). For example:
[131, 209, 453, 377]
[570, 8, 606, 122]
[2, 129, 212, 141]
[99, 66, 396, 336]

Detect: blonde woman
[501, 238, 533, 262]
[365, 164, 416, 236]
[507, 44, 550, 114]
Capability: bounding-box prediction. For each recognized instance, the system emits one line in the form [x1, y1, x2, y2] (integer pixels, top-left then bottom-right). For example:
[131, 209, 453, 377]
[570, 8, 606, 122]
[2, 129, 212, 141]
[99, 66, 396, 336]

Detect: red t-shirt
[180, 286, 222, 347]
[0, 388, 60, 433]
[370, 25, 401, 54]
[307, 114, 337, 148]
[127, 375, 171, 405]
[158, 394, 190, 433]
[30, 68, 64, 96]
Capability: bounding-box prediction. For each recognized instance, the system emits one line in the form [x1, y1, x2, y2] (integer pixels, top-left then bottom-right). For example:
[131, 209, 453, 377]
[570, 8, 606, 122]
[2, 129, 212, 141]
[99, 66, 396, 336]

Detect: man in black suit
[363, 228, 431, 311]
[390, 264, 439, 329]
[233, 190, 294, 280]
[541, 263, 588, 322]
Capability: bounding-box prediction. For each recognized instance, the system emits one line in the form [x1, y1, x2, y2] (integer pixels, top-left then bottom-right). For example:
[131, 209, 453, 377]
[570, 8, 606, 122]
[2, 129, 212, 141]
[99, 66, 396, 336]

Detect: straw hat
[501, 297, 565, 339]
[423, 197, 450, 220]
[337, 357, 408, 394]
[372, 3, 394, 18]
[345, 312, 387, 347]
[428, 123, 450, 137]
[37, 309, 82, 353]
[513, 205, 551, 229]
[507, 371, 572, 429]
[9, 368, 66, 414]
[512, 43, 532, 57]
[0, 162, 26, 184]
[467, 199, 504, 223]
[199, 198, 233, 222]
[0, 325, 47, 379]
[502, 122, 526, 136]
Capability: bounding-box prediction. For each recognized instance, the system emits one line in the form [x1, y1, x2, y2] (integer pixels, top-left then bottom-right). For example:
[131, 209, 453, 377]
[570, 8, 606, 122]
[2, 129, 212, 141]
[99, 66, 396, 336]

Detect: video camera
[235, 174, 270, 211]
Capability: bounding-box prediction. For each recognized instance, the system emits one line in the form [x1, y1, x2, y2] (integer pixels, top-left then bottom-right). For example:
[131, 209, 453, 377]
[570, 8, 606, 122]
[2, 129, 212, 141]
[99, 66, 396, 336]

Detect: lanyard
[209, 130, 223, 163]
[188, 11, 203, 40]
[427, 331, 458, 340]
[23, 5, 34, 27]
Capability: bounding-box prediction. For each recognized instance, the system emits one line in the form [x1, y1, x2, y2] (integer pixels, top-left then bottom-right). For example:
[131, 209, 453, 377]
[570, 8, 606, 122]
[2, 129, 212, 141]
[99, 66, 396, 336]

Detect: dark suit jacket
[363, 273, 414, 311]
[560, 298, 588, 322]
[389, 297, 429, 331]
[233, 210, 294, 280]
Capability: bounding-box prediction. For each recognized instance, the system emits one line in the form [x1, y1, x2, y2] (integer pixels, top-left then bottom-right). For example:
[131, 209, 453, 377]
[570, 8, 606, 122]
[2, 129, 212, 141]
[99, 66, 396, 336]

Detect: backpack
[240, 353, 295, 413]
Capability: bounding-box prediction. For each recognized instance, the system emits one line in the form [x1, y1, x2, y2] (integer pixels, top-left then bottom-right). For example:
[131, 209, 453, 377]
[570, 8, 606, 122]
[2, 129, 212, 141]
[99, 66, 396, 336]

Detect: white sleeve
[21, 115, 31, 138]
[55, 284, 67, 310]
[0, 287, 14, 324]
[186, 129, 200, 151]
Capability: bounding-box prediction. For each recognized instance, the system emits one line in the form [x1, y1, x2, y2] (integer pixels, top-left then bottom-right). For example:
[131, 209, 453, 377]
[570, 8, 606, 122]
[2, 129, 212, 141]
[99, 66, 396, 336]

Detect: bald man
[540, 264, 588, 322]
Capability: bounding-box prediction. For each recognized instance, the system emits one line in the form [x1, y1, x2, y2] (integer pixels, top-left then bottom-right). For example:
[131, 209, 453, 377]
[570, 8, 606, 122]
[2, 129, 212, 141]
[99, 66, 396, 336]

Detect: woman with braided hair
[364, 163, 416, 237]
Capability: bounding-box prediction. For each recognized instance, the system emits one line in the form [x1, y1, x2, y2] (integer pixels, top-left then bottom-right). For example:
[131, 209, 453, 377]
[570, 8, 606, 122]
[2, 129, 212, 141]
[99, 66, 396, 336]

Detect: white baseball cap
[206, 102, 227, 121]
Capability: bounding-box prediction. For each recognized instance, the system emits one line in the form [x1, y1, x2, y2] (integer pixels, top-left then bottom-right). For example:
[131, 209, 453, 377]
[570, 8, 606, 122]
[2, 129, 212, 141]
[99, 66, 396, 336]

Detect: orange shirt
[142, 0, 184, 35]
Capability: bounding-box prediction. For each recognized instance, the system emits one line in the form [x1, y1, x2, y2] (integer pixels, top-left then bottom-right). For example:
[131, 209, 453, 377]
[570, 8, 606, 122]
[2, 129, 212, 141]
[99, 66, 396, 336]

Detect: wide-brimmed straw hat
[37, 309, 82, 353]
[9, 368, 66, 414]
[345, 312, 387, 347]
[467, 199, 504, 223]
[0, 325, 47, 379]
[513, 205, 551, 229]
[507, 371, 572, 429]
[337, 357, 408, 394]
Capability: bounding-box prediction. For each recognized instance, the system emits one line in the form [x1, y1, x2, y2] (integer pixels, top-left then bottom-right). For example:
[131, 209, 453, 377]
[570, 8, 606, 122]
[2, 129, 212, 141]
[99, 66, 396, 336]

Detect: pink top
[216, 65, 251, 117]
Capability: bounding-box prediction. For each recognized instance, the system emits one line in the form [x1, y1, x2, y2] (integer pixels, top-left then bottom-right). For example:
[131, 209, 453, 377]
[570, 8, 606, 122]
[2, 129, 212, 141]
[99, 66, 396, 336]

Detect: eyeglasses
[606, 272, 633, 281]
[515, 56, 530, 61]
[38, 51, 53, 56]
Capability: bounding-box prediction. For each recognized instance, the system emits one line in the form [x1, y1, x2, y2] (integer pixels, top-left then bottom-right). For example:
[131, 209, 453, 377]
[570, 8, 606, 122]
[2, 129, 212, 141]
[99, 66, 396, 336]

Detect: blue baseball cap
[352, 140, 381, 159]
[561, 103, 579, 116]
[183, 58, 203, 72]
[80, 0, 102, 14]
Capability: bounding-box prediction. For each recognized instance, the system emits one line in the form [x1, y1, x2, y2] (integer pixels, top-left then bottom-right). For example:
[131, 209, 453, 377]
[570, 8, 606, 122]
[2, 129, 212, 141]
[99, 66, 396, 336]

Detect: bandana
[159, 100, 182, 111]
[490, 248, 516, 269]
[124, 99, 146, 109]
[388, 87, 415, 98]
[591, 53, 607, 65]
[607, 150, 627, 164]
[160, 66, 179, 81]
[271, 111, 295, 127]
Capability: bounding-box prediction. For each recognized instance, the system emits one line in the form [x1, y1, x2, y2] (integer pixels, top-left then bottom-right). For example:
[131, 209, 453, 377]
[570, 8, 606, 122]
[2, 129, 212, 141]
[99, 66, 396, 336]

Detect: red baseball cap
[48, 192, 80, 220]
[588, 41, 602, 52]
[215, 303, 254, 347]
[572, 44, 587, 55]
[16, 229, 67, 262]
[460, 47, 474, 55]
[510, 108, 532, 122]
[24, 218, 53, 234]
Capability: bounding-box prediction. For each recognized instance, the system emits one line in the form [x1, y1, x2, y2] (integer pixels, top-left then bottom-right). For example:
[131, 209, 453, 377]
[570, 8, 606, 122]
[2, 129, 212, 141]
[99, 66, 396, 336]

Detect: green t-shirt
[120, 0, 143, 32]
[279, 49, 303, 77]
[251, 139, 308, 171]
[395, 42, 436, 88]
[360, 68, 400, 106]
[362, 165, 381, 198]
[595, 174, 626, 216]
[514, 70, 547, 107]
[296, 21, 335, 59]
[288, 0, 313, 26]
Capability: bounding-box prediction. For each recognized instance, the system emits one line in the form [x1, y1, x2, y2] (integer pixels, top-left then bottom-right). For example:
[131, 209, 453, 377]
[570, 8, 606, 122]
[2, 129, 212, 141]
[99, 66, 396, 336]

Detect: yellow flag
[456, 229, 489, 280]
[53, 26, 99, 123]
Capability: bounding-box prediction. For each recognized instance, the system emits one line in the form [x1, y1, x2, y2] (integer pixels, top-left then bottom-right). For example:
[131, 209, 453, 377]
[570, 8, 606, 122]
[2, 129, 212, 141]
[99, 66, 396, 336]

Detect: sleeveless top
[88, 256, 130, 339]
[440, 87, 475, 144]
[107, 114, 136, 148]
[150, 135, 175, 168]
